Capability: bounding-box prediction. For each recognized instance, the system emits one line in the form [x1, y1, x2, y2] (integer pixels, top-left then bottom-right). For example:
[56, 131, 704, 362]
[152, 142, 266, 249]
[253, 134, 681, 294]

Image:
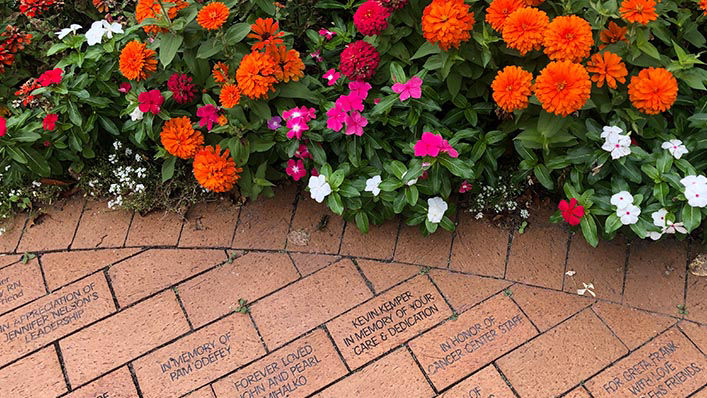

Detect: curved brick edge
[0, 193, 703, 398]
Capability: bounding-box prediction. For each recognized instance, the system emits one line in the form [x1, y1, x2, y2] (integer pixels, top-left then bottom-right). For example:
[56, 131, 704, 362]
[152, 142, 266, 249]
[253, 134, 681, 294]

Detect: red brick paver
[0, 198, 703, 398]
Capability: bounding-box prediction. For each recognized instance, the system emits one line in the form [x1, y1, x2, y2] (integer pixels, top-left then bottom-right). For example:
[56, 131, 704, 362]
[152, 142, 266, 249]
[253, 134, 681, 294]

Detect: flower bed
[1, 0, 706, 246]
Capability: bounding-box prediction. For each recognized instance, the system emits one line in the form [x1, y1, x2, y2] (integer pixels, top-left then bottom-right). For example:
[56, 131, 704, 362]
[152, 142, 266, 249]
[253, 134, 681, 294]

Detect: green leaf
[278, 81, 317, 102]
[439, 156, 474, 179]
[389, 62, 406, 83]
[225, 23, 251, 43]
[410, 41, 440, 60]
[329, 170, 345, 188]
[447, 72, 461, 98]
[21, 148, 51, 177]
[159, 33, 183, 67]
[533, 164, 554, 189]
[99, 116, 120, 136]
[161, 156, 176, 182]
[355, 211, 369, 234]
[197, 39, 223, 59]
[254, 0, 276, 14]
[370, 94, 398, 116]
[605, 213, 622, 234]
[681, 204, 702, 232]
[388, 160, 407, 179]
[405, 185, 418, 206]
[327, 193, 344, 215]
[67, 102, 82, 126]
[580, 215, 599, 247]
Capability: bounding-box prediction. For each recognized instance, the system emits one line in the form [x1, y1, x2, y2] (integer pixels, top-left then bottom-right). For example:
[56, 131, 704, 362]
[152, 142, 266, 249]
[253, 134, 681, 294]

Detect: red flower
[339, 40, 380, 82]
[167, 73, 197, 104]
[38, 68, 63, 87]
[286, 159, 306, 181]
[138, 89, 164, 114]
[0, 117, 6, 136]
[354, 0, 391, 36]
[43, 113, 58, 131]
[558, 198, 584, 226]
[119, 82, 132, 93]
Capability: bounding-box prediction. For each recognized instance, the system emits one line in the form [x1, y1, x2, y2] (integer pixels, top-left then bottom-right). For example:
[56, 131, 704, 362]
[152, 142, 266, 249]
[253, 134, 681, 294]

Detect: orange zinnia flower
[236, 51, 278, 99]
[266, 44, 305, 83]
[136, 0, 188, 34]
[197, 2, 229, 30]
[218, 115, 228, 126]
[247, 18, 285, 51]
[485, 0, 525, 32]
[628, 67, 677, 114]
[700, 0, 707, 14]
[586, 52, 628, 89]
[534, 61, 591, 117]
[160, 116, 204, 159]
[491, 65, 533, 112]
[543, 16, 593, 62]
[422, 0, 475, 51]
[119, 40, 157, 81]
[599, 21, 628, 49]
[193, 145, 241, 192]
[523, 0, 545, 5]
[219, 84, 241, 108]
[212, 62, 230, 84]
[620, 0, 657, 24]
[502, 8, 549, 55]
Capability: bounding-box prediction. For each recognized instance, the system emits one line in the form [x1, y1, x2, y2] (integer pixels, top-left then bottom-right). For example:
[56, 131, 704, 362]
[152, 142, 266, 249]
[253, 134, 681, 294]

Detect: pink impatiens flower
[118, 82, 131, 93]
[459, 180, 472, 193]
[349, 81, 372, 99]
[286, 117, 309, 139]
[282, 106, 316, 140]
[392, 76, 422, 101]
[0, 117, 6, 137]
[323, 69, 341, 86]
[336, 94, 364, 112]
[196, 104, 220, 130]
[326, 105, 347, 131]
[345, 111, 368, 136]
[295, 144, 312, 159]
[319, 28, 336, 39]
[286, 159, 307, 181]
[138, 89, 164, 114]
[558, 198, 585, 226]
[413, 132, 458, 158]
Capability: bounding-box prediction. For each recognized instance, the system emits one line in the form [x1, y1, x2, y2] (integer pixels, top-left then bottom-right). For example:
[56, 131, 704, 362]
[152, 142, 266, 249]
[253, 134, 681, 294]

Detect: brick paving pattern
[0, 187, 704, 398]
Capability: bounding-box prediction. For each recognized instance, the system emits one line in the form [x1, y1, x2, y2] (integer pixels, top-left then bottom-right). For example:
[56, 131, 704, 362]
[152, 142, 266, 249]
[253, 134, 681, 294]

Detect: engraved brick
[0, 258, 45, 314]
[179, 252, 299, 328]
[0, 346, 66, 397]
[109, 249, 226, 307]
[0, 273, 115, 367]
[252, 259, 372, 348]
[60, 290, 189, 386]
[586, 328, 707, 398]
[327, 276, 452, 369]
[409, 293, 537, 389]
[64, 367, 138, 398]
[133, 313, 264, 398]
[438, 365, 515, 398]
[497, 309, 627, 398]
[42, 248, 141, 291]
[185, 386, 216, 398]
[315, 348, 434, 398]
[212, 329, 347, 398]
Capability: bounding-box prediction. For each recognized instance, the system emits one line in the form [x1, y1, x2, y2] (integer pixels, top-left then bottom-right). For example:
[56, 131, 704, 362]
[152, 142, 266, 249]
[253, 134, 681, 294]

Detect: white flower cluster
[611, 191, 640, 225]
[601, 126, 631, 160]
[680, 175, 707, 208]
[106, 141, 148, 209]
[466, 176, 527, 218]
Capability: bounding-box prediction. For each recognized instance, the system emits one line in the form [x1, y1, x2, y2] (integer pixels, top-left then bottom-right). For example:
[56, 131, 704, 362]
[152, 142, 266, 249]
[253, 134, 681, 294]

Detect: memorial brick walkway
[0, 184, 705, 397]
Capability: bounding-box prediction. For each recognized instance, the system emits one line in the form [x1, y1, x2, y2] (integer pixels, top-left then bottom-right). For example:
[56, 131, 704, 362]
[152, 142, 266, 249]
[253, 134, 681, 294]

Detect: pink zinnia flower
[459, 180, 472, 193]
[295, 144, 312, 159]
[323, 69, 341, 86]
[196, 104, 220, 130]
[119, 82, 131, 93]
[286, 159, 307, 181]
[38, 68, 63, 87]
[286, 117, 309, 139]
[353, 0, 391, 36]
[138, 89, 164, 114]
[345, 111, 368, 136]
[319, 28, 336, 39]
[392, 76, 423, 101]
[43, 114, 58, 131]
[326, 105, 347, 131]
[167, 73, 197, 104]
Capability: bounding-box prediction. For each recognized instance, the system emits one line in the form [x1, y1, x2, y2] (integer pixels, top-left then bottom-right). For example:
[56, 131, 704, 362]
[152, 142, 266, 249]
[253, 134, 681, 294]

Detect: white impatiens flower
[610, 191, 634, 210]
[651, 208, 668, 227]
[427, 197, 448, 224]
[56, 24, 82, 39]
[364, 175, 382, 196]
[617, 204, 641, 225]
[680, 175, 707, 208]
[661, 139, 688, 159]
[649, 208, 688, 240]
[308, 175, 332, 203]
[86, 20, 124, 46]
[129, 106, 144, 121]
[601, 126, 631, 160]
